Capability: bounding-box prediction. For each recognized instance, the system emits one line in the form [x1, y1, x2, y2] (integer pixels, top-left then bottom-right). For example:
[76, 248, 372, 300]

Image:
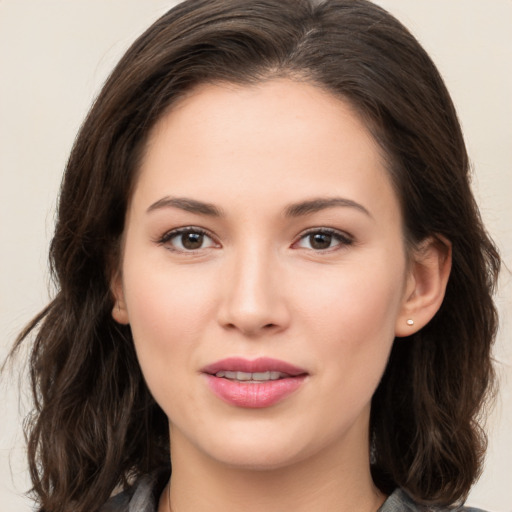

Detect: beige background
[1, 1, 510, 510]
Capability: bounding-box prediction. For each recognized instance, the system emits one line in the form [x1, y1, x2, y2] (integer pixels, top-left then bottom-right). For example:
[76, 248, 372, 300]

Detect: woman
[11, 0, 500, 511]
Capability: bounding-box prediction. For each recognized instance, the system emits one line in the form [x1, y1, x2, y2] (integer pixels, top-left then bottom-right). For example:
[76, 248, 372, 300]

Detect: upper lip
[201, 357, 307, 377]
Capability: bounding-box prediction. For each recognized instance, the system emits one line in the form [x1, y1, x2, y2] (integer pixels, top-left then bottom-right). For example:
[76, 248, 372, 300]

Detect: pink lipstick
[201, 357, 307, 408]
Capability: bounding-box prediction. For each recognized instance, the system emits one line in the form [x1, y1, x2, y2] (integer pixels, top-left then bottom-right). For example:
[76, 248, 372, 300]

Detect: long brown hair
[12, 1, 500, 510]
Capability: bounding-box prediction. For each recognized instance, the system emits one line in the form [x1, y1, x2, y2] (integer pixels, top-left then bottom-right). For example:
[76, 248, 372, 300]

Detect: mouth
[201, 357, 308, 408]
[213, 370, 291, 382]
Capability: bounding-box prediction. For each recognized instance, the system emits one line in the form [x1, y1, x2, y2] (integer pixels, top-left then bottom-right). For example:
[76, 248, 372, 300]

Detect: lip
[202, 357, 307, 376]
[201, 357, 308, 408]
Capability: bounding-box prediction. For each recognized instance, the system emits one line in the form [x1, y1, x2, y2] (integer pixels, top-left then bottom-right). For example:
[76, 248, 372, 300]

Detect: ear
[110, 270, 130, 325]
[395, 236, 452, 337]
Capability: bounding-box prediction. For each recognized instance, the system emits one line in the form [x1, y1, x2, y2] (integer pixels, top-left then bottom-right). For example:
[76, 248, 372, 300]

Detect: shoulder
[379, 489, 489, 512]
[100, 471, 169, 512]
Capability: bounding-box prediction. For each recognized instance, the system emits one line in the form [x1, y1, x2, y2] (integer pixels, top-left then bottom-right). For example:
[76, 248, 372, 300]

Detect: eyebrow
[147, 196, 223, 216]
[284, 197, 372, 218]
[146, 195, 371, 218]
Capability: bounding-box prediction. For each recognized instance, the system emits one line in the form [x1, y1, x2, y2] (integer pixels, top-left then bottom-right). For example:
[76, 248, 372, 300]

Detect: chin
[191, 420, 336, 472]
[209, 443, 309, 472]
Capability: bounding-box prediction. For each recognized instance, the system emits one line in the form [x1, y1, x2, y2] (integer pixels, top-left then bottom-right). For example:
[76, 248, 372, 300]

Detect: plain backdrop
[1, 1, 510, 510]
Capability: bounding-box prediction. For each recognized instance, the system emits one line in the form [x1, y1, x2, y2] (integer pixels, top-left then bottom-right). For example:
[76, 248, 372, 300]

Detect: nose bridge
[219, 240, 288, 335]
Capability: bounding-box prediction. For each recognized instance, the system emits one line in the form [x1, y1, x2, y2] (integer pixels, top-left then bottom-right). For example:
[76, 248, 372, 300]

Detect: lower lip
[204, 374, 306, 408]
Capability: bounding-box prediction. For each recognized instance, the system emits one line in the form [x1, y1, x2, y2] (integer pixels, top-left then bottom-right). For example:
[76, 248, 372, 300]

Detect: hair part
[12, 1, 499, 511]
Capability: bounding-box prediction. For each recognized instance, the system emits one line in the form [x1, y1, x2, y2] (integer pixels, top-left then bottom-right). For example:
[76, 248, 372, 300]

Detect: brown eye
[295, 229, 353, 251]
[181, 232, 204, 250]
[309, 233, 333, 250]
[159, 227, 217, 252]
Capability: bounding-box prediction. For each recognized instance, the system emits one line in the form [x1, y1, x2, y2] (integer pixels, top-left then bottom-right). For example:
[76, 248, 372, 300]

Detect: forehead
[134, 79, 398, 221]
[148, 79, 379, 156]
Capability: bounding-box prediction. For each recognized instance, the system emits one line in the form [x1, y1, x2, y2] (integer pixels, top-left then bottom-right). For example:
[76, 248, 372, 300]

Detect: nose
[217, 245, 291, 337]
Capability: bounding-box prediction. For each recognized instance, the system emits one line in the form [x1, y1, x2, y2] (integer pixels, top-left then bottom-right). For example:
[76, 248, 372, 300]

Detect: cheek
[120, 251, 218, 380]
[121, 264, 218, 419]
[293, 257, 405, 375]
[299, 264, 402, 334]
[124, 245, 213, 327]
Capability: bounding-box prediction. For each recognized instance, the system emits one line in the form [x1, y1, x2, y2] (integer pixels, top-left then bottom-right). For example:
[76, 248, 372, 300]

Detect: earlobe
[111, 272, 130, 325]
[395, 236, 452, 337]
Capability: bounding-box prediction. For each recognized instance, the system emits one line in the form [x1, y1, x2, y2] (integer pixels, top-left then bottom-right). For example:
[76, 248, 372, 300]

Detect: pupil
[310, 233, 332, 250]
[182, 232, 203, 250]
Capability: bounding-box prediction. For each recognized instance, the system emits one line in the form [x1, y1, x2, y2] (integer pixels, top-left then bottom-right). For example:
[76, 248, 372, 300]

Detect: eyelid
[156, 226, 220, 251]
[293, 227, 354, 250]
[154, 226, 353, 252]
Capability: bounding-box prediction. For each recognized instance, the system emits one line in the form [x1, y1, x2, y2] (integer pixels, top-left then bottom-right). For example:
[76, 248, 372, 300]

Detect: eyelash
[293, 228, 354, 251]
[156, 227, 218, 252]
[156, 227, 354, 253]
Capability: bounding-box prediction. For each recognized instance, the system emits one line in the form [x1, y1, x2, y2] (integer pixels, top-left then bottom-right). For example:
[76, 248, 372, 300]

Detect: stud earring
[406, 319, 414, 326]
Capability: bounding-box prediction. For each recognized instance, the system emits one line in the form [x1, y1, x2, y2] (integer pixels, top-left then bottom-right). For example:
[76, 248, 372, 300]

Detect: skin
[112, 79, 451, 512]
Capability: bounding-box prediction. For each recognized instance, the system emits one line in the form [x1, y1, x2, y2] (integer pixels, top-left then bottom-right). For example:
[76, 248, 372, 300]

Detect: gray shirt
[100, 473, 487, 512]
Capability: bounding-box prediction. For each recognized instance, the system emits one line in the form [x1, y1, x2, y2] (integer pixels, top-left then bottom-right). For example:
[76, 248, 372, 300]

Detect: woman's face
[113, 79, 416, 471]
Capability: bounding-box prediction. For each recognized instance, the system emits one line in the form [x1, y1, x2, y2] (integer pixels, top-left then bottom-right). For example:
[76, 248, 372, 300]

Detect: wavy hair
[12, 1, 500, 510]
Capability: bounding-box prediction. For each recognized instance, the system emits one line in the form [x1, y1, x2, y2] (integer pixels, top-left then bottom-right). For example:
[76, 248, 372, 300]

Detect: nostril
[222, 321, 279, 335]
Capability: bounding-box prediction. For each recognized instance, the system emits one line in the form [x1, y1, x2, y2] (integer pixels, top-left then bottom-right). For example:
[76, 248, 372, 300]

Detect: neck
[164, 422, 385, 512]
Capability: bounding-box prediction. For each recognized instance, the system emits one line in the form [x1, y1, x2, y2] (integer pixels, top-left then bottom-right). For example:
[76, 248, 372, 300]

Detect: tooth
[215, 370, 288, 381]
[252, 371, 270, 381]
